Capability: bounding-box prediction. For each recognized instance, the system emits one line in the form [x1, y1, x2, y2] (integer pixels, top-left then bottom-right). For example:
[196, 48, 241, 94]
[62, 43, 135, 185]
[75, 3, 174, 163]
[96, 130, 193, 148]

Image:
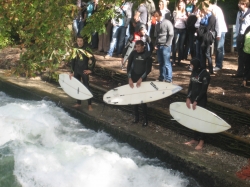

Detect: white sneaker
[213, 67, 221, 71]
[104, 55, 111, 59]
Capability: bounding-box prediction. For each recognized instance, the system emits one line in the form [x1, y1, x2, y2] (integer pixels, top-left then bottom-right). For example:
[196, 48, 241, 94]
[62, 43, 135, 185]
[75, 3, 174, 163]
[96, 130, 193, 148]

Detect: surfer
[69, 35, 96, 111]
[127, 40, 152, 127]
[121, 23, 153, 71]
[184, 58, 211, 150]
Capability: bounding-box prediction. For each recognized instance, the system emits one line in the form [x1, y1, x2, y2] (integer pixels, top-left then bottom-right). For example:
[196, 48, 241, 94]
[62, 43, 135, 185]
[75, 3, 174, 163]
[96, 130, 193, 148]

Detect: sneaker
[104, 55, 111, 59]
[121, 66, 126, 71]
[163, 80, 172, 83]
[213, 67, 221, 72]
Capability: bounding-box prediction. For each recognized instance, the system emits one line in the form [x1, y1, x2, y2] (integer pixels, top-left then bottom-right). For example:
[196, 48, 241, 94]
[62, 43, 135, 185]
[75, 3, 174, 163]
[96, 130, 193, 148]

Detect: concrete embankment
[1, 70, 250, 187]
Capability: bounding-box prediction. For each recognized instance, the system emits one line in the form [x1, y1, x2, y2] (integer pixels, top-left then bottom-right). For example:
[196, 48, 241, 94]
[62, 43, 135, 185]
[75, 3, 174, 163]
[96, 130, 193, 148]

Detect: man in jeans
[210, 3, 228, 72]
[105, 6, 126, 59]
[153, 10, 174, 83]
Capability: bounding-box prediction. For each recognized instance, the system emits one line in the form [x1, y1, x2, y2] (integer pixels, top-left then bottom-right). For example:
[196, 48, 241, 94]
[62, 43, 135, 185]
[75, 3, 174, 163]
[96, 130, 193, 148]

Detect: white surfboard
[169, 102, 231, 133]
[58, 73, 93, 100]
[103, 81, 182, 105]
[122, 42, 135, 65]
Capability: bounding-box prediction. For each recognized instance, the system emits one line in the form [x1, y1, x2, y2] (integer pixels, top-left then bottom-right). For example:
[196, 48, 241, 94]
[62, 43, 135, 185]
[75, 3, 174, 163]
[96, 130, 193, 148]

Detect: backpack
[197, 25, 207, 41]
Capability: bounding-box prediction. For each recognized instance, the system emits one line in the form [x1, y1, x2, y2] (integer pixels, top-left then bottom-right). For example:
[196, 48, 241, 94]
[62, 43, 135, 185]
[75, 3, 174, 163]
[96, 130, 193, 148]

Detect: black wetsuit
[127, 49, 152, 123]
[187, 68, 211, 140]
[122, 33, 153, 58]
[71, 46, 96, 105]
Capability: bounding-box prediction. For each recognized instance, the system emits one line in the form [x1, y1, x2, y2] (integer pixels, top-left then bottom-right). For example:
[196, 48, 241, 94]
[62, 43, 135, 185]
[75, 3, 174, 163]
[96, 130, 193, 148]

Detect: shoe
[142, 120, 148, 127]
[163, 80, 172, 83]
[121, 66, 126, 71]
[104, 55, 111, 59]
[209, 71, 214, 74]
[133, 118, 139, 124]
[231, 74, 243, 78]
[213, 67, 221, 72]
[241, 80, 247, 87]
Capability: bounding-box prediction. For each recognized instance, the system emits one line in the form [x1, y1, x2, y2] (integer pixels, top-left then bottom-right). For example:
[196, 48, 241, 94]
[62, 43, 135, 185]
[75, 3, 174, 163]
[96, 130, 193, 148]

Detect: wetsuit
[71, 45, 96, 105]
[187, 63, 211, 140]
[127, 49, 152, 124]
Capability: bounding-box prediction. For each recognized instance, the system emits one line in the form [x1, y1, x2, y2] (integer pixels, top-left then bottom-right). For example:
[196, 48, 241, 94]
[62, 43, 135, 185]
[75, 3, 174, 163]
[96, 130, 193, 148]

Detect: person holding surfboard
[184, 58, 211, 150]
[121, 23, 153, 71]
[127, 40, 152, 127]
[69, 35, 96, 111]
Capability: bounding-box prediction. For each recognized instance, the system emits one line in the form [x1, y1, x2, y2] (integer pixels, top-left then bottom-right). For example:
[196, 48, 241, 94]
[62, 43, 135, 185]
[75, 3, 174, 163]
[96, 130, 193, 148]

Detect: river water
[0, 92, 199, 187]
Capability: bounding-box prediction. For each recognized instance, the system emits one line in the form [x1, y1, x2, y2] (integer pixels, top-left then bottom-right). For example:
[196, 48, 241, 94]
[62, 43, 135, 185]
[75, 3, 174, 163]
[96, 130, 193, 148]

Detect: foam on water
[0, 92, 199, 187]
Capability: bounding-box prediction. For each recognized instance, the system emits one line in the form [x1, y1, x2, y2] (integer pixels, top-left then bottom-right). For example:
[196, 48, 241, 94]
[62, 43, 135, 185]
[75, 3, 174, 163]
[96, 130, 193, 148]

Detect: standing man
[153, 10, 174, 83]
[127, 40, 152, 127]
[210, 3, 228, 72]
[70, 36, 96, 111]
[232, 0, 250, 78]
[134, 2, 148, 25]
[184, 58, 211, 150]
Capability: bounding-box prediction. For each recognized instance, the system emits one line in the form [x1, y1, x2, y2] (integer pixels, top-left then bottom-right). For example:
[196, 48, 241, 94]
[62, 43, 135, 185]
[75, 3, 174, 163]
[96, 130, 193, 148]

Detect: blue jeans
[73, 19, 84, 36]
[125, 25, 130, 45]
[172, 28, 186, 64]
[157, 45, 172, 82]
[215, 32, 226, 69]
[107, 26, 126, 56]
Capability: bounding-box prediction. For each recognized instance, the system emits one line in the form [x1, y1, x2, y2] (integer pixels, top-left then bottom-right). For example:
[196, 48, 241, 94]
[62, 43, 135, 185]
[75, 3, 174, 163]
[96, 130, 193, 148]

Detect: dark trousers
[201, 44, 213, 74]
[74, 73, 92, 105]
[132, 75, 148, 122]
[243, 52, 250, 81]
[237, 35, 245, 76]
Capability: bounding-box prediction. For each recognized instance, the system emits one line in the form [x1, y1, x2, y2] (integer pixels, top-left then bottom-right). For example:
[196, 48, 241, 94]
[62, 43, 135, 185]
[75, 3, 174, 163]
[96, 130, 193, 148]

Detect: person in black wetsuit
[127, 40, 152, 127]
[184, 58, 211, 150]
[70, 35, 96, 111]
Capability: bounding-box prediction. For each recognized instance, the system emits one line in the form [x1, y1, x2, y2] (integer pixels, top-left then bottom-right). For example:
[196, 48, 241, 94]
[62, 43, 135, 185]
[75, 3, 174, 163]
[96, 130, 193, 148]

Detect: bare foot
[72, 104, 81, 108]
[195, 140, 204, 150]
[184, 140, 198, 146]
[88, 105, 93, 111]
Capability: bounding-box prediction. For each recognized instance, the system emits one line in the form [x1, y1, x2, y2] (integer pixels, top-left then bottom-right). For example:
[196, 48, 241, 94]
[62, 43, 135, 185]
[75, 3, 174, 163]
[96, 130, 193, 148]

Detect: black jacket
[71, 46, 96, 75]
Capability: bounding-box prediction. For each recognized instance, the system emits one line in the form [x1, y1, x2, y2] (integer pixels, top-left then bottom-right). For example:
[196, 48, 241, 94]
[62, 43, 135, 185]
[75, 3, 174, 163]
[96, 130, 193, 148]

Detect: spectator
[232, 0, 250, 78]
[172, 1, 188, 66]
[154, 10, 174, 83]
[159, 0, 172, 21]
[210, 3, 228, 72]
[104, 6, 127, 59]
[86, 0, 99, 49]
[122, 1, 133, 44]
[242, 25, 250, 87]
[134, 2, 148, 25]
[127, 40, 152, 127]
[73, 1, 87, 36]
[145, 0, 156, 36]
[196, 2, 216, 74]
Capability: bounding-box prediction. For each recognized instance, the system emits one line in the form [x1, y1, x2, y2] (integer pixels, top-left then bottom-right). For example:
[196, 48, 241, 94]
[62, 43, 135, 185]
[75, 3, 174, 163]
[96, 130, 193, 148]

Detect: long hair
[176, 1, 186, 14]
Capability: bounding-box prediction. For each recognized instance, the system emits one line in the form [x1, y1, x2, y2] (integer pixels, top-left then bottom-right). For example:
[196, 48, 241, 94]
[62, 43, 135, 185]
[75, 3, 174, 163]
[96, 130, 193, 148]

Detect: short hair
[239, 0, 250, 7]
[76, 35, 84, 40]
[135, 40, 144, 46]
[153, 10, 162, 17]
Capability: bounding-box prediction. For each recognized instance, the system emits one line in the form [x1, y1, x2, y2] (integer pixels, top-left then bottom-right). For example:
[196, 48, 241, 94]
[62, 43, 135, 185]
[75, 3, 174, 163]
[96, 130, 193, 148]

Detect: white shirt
[174, 11, 187, 29]
[236, 8, 250, 36]
[211, 5, 228, 37]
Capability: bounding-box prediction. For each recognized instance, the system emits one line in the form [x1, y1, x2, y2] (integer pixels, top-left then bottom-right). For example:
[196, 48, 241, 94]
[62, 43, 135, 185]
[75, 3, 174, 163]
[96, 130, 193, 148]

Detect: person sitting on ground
[127, 40, 152, 127]
[121, 23, 153, 70]
[70, 35, 96, 111]
[184, 58, 211, 150]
